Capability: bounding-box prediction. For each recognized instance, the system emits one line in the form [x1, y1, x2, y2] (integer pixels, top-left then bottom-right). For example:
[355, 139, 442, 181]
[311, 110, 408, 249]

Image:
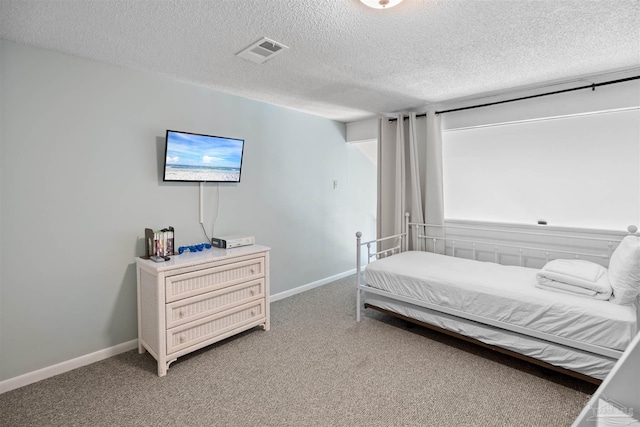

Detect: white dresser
[135, 245, 270, 376]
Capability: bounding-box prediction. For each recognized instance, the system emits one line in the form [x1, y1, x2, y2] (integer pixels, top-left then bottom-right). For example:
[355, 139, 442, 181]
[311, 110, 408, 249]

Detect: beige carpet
[0, 275, 596, 426]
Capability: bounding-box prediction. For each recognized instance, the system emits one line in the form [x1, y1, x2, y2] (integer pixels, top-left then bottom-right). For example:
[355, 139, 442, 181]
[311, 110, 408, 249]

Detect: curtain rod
[388, 75, 640, 121]
[435, 75, 640, 115]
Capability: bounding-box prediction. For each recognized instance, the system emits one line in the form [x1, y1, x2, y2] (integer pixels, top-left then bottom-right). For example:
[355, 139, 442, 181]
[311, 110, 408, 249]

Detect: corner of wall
[346, 118, 379, 143]
[0, 38, 6, 381]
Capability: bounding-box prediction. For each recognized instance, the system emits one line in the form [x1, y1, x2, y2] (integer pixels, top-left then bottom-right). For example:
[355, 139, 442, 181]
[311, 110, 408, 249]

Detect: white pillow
[608, 235, 640, 305]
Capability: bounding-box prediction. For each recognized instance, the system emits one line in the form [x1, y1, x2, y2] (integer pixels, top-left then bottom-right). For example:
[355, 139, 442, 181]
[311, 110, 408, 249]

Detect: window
[442, 108, 640, 230]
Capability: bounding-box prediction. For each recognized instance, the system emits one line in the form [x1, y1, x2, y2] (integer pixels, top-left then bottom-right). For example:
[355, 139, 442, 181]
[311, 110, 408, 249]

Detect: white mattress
[364, 251, 637, 352]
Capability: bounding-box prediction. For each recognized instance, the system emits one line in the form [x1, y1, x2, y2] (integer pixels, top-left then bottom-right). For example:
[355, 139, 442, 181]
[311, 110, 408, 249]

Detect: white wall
[346, 118, 378, 165]
[346, 118, 378, 143]
[0, 40, 376, 381]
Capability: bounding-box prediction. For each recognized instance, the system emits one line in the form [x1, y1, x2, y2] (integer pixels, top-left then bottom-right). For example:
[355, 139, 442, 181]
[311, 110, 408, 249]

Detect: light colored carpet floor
[0, 275, 596, 426]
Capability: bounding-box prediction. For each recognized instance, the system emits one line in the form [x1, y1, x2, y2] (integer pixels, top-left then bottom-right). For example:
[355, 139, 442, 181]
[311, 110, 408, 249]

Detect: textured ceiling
[1, 0, 639, 122]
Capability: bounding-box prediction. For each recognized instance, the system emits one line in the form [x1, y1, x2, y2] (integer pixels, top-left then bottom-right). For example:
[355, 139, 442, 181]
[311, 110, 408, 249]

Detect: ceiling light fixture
[360, 0, 404, 9]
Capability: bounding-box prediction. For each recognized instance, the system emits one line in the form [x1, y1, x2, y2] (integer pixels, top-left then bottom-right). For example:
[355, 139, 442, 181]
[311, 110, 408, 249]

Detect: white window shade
[442, 108, 640, 230]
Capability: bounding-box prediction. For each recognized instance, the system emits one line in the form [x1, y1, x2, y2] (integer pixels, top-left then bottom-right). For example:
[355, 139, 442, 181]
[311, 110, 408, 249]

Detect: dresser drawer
[166, 300, 265, 354]
[165, 278, 264, 329]
[165, 257, 264, 302]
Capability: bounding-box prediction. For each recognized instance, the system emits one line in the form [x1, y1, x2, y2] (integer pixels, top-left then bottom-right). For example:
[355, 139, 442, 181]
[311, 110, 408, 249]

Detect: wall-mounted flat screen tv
[163, 130, 244, 183]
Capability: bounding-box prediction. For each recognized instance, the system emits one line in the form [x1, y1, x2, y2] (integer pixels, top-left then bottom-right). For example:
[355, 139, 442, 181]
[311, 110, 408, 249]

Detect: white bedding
[364, 251, 637, 352]
[365, 294, 617, 379]
[535, 259, 612, 300]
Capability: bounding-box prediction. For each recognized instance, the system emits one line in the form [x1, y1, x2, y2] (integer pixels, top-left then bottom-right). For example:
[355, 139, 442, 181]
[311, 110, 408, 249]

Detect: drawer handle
[250, 310, 255, 316]
[178, 310, 185, 318]
[250, 268, 255, 274]
[179, 334, 186, 343]
[249, 290, 255, 296]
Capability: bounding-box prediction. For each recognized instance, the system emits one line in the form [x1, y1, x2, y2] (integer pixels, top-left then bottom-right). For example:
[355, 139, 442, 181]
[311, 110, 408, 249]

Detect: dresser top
[136, 244, 270, 272]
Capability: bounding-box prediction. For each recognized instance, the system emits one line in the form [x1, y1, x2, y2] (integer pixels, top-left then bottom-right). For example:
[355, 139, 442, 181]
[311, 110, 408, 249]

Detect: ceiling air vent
[236, 37, 289, 64]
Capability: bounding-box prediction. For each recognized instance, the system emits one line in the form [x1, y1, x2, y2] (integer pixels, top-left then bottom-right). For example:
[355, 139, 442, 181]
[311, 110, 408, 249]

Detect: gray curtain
[377, 112, 444, 252]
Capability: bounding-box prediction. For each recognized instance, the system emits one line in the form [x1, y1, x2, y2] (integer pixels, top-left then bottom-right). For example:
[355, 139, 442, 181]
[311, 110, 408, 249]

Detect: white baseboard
[0, 339, 138, 394]
[270, 268, 356, 302]
[0, 270, 355, 394]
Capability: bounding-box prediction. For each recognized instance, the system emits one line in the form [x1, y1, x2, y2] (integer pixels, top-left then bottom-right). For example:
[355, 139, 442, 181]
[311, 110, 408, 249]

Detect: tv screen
[163, 130, 244, 183]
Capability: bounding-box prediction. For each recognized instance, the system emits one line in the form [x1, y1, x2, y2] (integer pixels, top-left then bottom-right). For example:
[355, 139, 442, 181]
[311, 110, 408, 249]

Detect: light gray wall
[0, 40, 376, 381]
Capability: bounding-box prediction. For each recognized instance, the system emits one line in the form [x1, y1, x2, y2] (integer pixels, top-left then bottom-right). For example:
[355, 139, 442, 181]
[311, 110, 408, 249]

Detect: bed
[355, 217, 640, 384]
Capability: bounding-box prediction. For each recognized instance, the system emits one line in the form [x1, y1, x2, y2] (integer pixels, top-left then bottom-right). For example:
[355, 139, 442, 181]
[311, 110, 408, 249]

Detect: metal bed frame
[355, 214, 639, 382]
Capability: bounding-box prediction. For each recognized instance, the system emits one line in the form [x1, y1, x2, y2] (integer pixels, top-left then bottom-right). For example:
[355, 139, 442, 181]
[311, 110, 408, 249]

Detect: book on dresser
[135, 244, 270, 376]
[144, 227, 175, 258]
